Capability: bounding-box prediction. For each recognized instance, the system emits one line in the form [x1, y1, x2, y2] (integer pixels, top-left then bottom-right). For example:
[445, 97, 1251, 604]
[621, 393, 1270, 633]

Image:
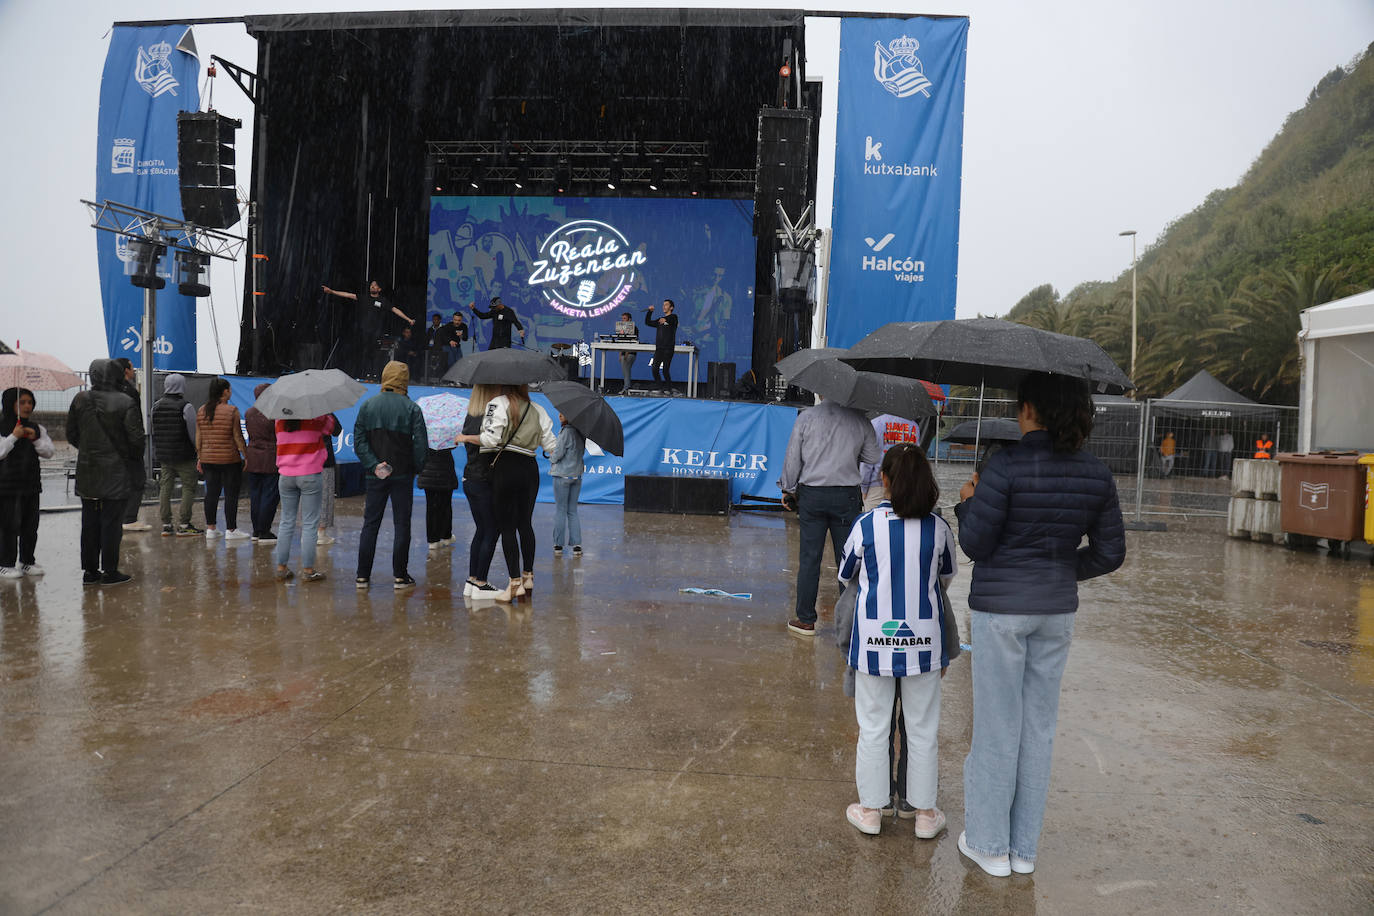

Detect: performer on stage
[321, 280, 416, 376]
[472, 297, 525, 350]
[437, 310, 470, 372]
[644, 299, 679, 394]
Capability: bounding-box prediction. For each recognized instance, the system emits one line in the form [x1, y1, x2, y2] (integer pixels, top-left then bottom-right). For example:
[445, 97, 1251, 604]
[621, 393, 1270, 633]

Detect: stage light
[649, 158, 664, 192]
[689, 158, 708, 197]
[125, 237, 166, 290]
[556, 157, 572, 194]
[607, 156, 622, 190]
[513, 156, 528, 190]
[470, 160, 486, 190]
[175, 248, 211, 298]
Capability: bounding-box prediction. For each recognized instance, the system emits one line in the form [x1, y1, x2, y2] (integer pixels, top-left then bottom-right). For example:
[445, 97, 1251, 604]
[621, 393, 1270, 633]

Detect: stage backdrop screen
[428, 196, 755, 380]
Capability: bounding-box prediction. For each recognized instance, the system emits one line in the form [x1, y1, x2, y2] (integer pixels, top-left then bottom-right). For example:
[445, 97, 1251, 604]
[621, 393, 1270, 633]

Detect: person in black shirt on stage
[436, 310, 471, 373]
[644, 299, 679, 394]
[472, 297, 524, 349]
[322, 280, 416, 376]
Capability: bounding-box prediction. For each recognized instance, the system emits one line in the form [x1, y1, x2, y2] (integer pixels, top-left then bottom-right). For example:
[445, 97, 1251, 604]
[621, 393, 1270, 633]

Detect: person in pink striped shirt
[273, 414, 339, 582]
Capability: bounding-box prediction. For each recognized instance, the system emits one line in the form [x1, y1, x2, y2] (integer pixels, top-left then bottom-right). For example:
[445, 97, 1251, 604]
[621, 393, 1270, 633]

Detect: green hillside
[1006, 42, 1374, 404]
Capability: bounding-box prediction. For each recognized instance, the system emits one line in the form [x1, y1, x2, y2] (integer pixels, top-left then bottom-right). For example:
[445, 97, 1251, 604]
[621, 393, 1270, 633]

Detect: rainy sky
[2, 0, 1371, 374]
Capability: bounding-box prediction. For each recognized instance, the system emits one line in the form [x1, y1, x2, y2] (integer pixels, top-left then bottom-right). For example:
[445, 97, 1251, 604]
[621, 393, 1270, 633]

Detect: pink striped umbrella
[0, 348, 84, 391]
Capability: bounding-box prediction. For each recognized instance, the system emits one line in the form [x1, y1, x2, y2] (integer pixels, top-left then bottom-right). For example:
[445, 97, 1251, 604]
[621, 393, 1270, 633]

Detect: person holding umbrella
[953, 372, 1126, 877]
[0, 387, 55, 579]
[272, 410, 339, 582]
[479, 383, 555, 598]
[549, 413, 586, 557]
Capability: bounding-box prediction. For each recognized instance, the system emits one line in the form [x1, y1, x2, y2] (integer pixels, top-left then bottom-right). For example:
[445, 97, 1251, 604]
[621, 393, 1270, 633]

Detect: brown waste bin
[1277, 452, 1366, 543]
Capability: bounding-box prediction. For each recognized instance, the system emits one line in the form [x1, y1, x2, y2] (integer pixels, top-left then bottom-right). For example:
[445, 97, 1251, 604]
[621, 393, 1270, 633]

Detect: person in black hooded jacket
[114, 357, 151, 531]
[0, 386, 55, 578]
[66, 359, 145, 586]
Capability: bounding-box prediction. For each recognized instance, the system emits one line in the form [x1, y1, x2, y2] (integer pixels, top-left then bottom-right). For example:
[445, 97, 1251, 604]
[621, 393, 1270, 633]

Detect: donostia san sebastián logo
[111, 139, 136, 174]
[873, 35, 932, 99]
[528, 219, 646, 318]
[134, 41, 179, 98]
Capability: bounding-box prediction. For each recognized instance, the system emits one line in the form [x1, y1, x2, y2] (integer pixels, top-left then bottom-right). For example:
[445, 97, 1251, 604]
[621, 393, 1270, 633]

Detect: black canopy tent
[1146, 371, 1295, 476]
[232, 8, 810, 375]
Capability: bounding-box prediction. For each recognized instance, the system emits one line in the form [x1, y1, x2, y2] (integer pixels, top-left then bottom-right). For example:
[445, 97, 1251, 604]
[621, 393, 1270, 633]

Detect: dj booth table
[590, 341, 699, 398]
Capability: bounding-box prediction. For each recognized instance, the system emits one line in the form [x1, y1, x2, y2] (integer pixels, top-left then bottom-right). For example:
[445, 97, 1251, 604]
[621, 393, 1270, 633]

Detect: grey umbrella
[442, 347, 568, 386]
[945, 417, 1022, 445]
[534, 381, 625, 456]
[842, 318, 1134, 394]
[775, 348, 937, 421]
[253, 368, 367, 420]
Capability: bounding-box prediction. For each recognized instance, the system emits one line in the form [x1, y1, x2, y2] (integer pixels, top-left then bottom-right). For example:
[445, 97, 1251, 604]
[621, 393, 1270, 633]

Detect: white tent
[1299, 288, 1374, 451]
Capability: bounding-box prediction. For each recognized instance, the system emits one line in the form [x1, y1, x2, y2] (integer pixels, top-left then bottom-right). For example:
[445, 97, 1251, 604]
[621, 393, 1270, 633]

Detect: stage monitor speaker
[706, 361, 736, 399]
[754, 108, 813, 238]
[624, 474, 731, 516]
[177, 111, 242, 230]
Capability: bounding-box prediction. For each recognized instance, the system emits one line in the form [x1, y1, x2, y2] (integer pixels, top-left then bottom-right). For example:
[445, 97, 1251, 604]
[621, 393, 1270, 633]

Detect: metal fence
[929, 396, 1299, 519]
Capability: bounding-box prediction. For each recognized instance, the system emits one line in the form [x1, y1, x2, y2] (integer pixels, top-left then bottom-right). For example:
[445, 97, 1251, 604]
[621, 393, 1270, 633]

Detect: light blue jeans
[963, 610, 1075, 863]
[552, 476, 582, 548]
[274, 473, 323, 570]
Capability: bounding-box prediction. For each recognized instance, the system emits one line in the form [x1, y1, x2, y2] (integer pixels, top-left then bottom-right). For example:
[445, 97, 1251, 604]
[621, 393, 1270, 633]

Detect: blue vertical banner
[827, 17, 968, 349]
[95, 25, 200, 370]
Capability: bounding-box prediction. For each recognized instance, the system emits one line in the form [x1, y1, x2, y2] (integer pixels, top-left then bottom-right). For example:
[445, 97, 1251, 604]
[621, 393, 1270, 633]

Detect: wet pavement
[1, 497, 1372, 914]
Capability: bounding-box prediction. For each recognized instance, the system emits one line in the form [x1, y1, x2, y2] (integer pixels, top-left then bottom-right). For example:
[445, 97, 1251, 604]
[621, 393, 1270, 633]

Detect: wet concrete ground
[2, 496, 1372, 914]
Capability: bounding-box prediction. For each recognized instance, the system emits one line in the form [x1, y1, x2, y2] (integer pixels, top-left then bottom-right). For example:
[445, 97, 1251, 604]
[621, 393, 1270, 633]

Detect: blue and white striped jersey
[839, 502, 956, 677]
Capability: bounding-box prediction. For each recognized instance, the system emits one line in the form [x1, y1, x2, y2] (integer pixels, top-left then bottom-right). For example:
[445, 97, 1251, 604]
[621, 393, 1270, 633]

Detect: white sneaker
[20, 563, 44, 577]
[315, 533, 335, 545]
[442, 537, 456, 547]
[122, 521, 152, 532]
[958, 831, 1011, 877]
[224, 529, 250, 541]
[1011, 855, 1035, 874]
[428, 541, 441, 551]
[0, 567, 22, 580]
[205, 528, 223, 540]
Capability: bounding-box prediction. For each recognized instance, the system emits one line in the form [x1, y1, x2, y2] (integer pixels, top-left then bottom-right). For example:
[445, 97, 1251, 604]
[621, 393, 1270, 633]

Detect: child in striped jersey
[839, 443, 956, 839]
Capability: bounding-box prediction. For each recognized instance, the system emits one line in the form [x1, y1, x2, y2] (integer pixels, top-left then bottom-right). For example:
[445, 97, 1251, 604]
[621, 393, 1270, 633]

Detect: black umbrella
[442, 347, 568, 386]
[944, 417, 1022, 445]
[842, 318, 1134, 394]
[775, 348, 937, 421]
[534, 381, 624, 456]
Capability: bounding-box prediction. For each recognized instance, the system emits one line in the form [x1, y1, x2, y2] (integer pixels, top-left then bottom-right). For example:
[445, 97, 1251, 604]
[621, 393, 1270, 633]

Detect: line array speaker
[177, 111, 242, 230]
[753, 108, 813, 238]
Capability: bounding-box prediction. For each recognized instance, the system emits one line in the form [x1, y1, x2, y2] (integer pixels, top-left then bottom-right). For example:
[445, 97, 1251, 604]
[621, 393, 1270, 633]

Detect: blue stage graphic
[827, 17, 968, 349]
[427, 197, 756, 381]
[228, 377, 796, 505]
[95, 25, 200, 370]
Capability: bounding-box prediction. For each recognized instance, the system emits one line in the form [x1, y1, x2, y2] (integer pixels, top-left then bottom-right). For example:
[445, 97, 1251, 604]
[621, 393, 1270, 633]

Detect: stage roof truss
[82, 199, 246, 261]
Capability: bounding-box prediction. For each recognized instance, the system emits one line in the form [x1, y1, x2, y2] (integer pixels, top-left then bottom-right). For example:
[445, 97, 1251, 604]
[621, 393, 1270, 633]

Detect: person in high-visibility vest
[1254, 437, 1274, 459]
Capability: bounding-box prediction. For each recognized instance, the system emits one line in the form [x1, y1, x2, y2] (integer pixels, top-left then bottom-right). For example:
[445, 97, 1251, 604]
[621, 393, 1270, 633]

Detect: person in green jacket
[353, 361, 428, 590]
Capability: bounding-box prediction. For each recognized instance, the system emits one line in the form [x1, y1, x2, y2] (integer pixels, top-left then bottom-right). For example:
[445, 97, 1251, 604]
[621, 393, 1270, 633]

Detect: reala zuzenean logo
[528, 219, 646, 318]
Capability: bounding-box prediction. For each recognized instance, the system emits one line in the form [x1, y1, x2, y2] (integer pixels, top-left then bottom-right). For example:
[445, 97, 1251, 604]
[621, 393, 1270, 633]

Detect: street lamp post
[1119, 229, 1138, 383]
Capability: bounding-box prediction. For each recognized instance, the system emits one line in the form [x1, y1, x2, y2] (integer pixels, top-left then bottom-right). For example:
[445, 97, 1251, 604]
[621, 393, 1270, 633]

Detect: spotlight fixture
[556, 157, 572, 194]
[607, 156, 622, 191]
[513, 156, 528, 190]
[649, 158, 665, 192]
[689, 158, 708, 197]
[175, 248, 211, 297]
[470, 159, 486, 190]
[125, 237, 167, 290]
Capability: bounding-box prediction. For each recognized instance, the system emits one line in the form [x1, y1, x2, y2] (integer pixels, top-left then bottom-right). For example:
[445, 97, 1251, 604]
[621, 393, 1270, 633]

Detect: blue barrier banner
[95, 25, 200, 370]
[228, 377, 797, 505]
[428, 196, 756, 380]
[827, 17, 968, 349]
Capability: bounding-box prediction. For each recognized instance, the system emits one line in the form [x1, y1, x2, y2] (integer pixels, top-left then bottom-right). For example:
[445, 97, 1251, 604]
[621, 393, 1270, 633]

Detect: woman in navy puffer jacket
[953, 372, 1126, 878]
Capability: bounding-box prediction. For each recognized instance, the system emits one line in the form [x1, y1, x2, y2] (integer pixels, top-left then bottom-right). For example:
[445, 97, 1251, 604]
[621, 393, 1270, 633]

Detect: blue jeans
[356, 475, 415, 579]
[463, 475, 499, 581]
[246, 471, 280, 537]
[963, 610, 1075, 863]
[274, 473, 322, 570]
[794, 484, 862, 624]
[552, 476, 582, 548]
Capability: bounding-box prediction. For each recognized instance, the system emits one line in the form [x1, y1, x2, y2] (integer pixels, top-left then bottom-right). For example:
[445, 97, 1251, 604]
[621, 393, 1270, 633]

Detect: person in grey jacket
[952, 371, 1126, 878]
[67, 359, 145, 586]
[150, 373, 200, 536]
[549, 415, 586, 557]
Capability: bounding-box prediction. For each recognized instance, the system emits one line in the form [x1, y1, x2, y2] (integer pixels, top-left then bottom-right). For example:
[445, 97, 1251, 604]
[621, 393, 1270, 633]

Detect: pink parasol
[0, 348, 85, 392]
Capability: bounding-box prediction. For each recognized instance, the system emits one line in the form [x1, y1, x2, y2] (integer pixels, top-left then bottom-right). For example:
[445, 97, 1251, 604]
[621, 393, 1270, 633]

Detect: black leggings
[0, 491, 40, 568]
[202, 461, 243, 529]
[492, 453, 539, 579]
[424, 488, 454, 543]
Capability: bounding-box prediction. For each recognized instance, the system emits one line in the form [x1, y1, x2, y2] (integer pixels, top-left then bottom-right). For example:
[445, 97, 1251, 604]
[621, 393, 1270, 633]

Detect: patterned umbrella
[0, 348, 84, 391]
[416, 393, 469, 450]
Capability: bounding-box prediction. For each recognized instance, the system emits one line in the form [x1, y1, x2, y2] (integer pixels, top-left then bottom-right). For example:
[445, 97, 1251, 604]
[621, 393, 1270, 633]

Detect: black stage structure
[231, 8, 820, 385]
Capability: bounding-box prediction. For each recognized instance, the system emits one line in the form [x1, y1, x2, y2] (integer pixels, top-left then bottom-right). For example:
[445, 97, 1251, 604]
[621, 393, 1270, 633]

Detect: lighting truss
[81, 198, 246, 261]
[426, 140, 755, 192]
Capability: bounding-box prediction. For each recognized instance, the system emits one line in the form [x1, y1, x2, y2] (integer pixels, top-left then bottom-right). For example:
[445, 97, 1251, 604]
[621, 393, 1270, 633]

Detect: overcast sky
[2, 0, 1371, 375]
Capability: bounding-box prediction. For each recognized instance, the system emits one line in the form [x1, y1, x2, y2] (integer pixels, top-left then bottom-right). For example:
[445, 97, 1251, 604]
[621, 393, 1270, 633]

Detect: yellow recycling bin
[1362, 454, 1374, 544]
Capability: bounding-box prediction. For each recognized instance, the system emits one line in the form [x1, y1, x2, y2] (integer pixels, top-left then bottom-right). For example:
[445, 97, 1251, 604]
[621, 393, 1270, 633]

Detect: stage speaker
[624, 475, 731, 516]
[707, 361, 736, 399]
[754, 108, 813, 238]
[177, 111, 242, 230]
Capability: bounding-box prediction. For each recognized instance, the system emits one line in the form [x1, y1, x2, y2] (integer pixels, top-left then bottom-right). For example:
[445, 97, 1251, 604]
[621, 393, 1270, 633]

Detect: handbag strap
[490, 399, 530, 465]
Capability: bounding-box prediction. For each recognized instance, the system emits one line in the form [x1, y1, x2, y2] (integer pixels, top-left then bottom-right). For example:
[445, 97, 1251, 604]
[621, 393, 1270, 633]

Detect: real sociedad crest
[134, 41, 179, 98]
[873, 35, 932, 99]
[527, 219, 646, 318]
